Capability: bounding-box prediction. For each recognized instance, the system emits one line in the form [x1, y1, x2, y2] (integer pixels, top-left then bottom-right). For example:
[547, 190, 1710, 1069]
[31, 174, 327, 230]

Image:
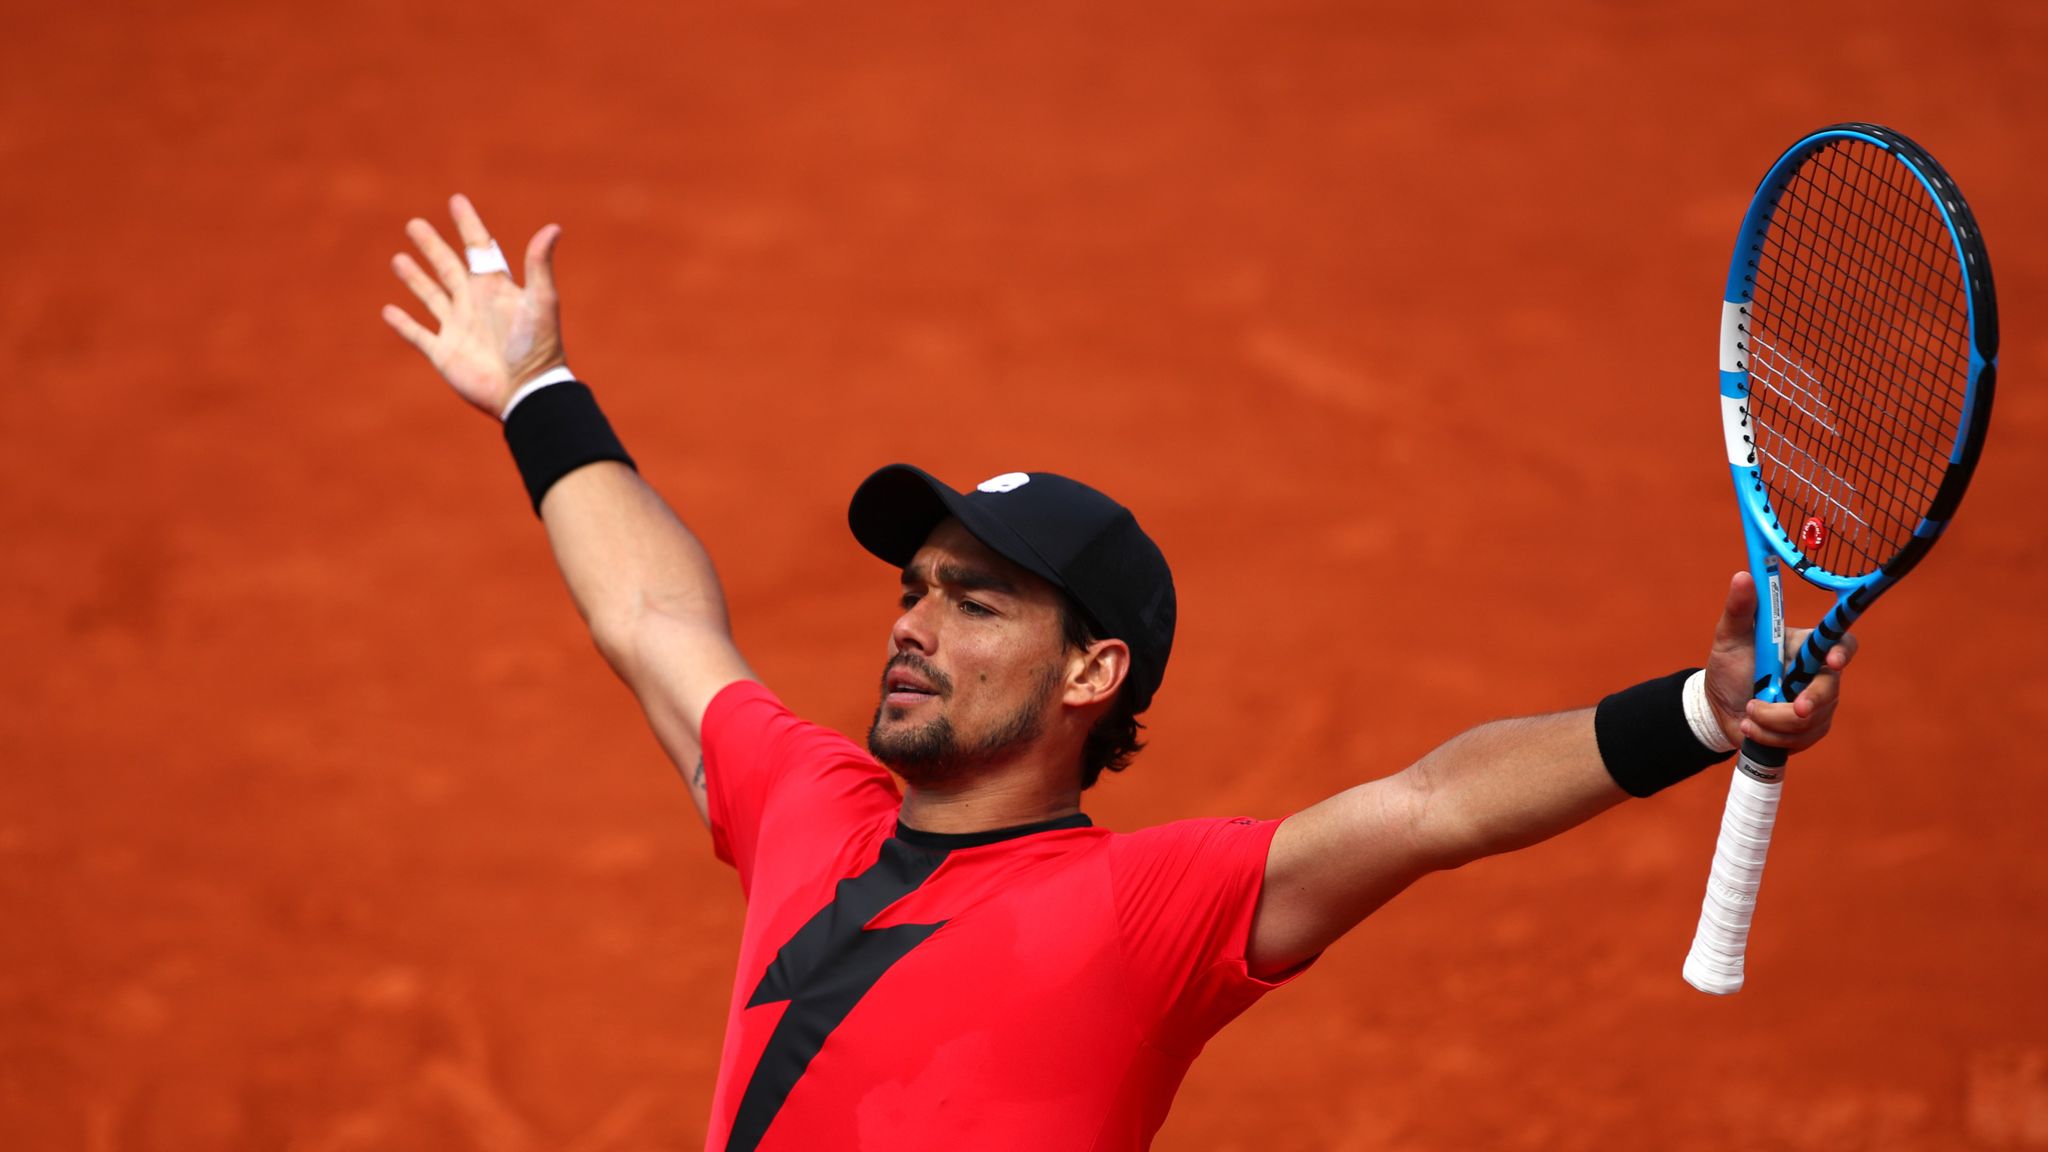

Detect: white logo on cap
[977, 472, 1031, 494]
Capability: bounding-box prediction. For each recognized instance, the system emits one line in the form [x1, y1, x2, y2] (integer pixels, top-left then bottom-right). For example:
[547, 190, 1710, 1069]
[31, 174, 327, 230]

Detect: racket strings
[1744, 138, 1971, 577]
[1811, 148, 1965, 467]
[1813, 149, 1970, 449]
[1767, 159, 1964, 490]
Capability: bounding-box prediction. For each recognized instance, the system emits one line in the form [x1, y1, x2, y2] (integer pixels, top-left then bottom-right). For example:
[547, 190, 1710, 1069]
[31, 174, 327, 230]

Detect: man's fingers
[382, 304, 436, 356]
[1742, 714, 1832, 750]
[1794, 636, 1855, 705]
[407, 217, 468, 292]
[1744, 698, 1826, 739]
[1830, 632, 1860, 669]
[392, 253, 450, 320]
[1715, 572, 1757, 645]
[1774, 627, 1857, 716]
[524, 224, 561, 296]
[1748, 667, 1841, 731]
[1790, 672, 1837, 717]
[449, 193, 496, 252]
[1786, 626, 1856, 669]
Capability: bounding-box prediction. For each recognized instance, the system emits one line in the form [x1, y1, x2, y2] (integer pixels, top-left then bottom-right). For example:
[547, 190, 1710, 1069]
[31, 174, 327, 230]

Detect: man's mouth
[885, 679, 938, 706]
[882, 661, 945, 707]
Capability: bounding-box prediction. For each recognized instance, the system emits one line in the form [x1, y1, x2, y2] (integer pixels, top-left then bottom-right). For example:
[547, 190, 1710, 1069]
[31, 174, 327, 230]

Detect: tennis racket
[1681, 123, 1999, 995]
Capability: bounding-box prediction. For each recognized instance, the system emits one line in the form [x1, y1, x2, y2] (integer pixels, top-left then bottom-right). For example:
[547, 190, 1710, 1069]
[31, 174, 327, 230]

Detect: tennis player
[383, 195, 1856, 1152]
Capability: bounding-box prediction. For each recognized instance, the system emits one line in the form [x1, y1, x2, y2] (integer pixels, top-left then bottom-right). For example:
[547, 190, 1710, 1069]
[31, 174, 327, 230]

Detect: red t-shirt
[699, 681, 1299, 1152]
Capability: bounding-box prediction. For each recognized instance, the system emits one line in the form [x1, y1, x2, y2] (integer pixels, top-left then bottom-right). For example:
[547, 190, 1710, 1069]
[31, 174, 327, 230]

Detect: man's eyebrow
[899, 562, 1021, 596]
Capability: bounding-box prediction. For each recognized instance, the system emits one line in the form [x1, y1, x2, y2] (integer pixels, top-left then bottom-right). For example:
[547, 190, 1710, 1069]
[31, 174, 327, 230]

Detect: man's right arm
[536, 458, 754, 823]
[383, 194, 750, 826]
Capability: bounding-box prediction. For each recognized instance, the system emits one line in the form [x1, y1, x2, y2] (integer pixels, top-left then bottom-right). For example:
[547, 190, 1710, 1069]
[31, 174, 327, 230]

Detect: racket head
[1717, 123, 1998, 596]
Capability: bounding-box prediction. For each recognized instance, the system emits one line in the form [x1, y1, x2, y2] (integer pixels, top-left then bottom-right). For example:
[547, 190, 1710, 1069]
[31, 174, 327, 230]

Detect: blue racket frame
[1717, 122, 1998, 733]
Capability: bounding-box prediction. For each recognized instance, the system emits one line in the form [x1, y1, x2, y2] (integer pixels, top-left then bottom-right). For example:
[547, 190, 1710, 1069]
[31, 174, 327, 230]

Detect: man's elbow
[1396, 763, 1490, 874]
[588, 604, 737, 692]
[579, 594, 645, 670]
[588, 615, 639, 678]
[588, 601, 694, 685]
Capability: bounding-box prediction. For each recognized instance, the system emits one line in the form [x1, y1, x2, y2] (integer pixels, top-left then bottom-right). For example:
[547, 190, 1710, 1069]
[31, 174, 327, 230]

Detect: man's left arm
[1247, 573, 1856, 978]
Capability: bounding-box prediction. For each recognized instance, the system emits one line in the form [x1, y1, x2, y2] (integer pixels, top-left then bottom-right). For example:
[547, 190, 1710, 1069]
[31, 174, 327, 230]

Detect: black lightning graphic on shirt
[726, 836, 949, 1152]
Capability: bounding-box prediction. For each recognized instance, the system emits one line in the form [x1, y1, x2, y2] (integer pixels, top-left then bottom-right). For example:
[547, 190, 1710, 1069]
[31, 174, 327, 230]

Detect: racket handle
[1682, 739, 1788, 995]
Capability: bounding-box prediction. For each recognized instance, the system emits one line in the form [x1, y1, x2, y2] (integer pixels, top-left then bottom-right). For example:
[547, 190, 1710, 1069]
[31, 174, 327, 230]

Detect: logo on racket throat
[1798, 516, 1827, 554]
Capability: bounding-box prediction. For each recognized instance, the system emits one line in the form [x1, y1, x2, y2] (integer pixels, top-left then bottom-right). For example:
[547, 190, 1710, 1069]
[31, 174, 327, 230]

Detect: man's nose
[890, 598, 934, 654]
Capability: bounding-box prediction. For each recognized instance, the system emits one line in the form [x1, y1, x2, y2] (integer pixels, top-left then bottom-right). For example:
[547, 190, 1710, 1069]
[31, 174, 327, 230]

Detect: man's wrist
[1682, 669, 1738, 754]
[500, 364, 577, 421]
[1594, 668, 1739, 798]
[502, 378, 635, 515]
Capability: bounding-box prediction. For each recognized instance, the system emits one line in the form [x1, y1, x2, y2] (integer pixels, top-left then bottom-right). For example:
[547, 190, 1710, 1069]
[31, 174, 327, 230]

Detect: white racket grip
[1683, 757, 1783, 994]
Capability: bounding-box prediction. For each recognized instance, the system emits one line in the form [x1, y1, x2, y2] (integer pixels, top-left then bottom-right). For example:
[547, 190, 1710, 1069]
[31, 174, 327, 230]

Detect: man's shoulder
[1114, 814, 1273, 844]
[706, 681, 883, 767]
[1099, 814, 1282, 877]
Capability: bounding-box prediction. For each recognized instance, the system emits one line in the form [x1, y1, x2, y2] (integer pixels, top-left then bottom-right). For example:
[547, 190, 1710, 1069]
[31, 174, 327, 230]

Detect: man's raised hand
[382, 194, 566, 417]
[1702, 571, 1858, 753]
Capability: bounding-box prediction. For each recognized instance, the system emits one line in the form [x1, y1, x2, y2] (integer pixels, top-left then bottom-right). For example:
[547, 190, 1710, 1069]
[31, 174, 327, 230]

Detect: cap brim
[847, 464, 1067, 591]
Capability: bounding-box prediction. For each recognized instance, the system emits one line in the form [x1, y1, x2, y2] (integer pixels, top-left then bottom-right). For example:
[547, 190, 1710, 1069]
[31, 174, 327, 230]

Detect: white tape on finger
[466, 240, 511, 276]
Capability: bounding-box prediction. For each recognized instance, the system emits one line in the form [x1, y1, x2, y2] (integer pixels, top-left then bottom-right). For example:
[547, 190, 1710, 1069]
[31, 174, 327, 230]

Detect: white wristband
[500, 366, 578, 421]
[1683, 669, 1737, 753]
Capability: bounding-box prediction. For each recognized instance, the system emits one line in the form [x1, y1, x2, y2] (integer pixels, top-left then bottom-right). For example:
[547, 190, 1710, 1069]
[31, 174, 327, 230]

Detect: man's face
[867, 519, 1071, 786]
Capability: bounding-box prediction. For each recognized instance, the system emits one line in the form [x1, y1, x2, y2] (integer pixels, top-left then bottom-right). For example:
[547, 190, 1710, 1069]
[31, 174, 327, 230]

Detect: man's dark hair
[1059, 597, 1146, 789]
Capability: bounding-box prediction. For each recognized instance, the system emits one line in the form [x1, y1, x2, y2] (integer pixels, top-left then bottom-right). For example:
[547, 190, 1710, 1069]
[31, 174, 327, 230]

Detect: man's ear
[1065, 638, 1130, 708]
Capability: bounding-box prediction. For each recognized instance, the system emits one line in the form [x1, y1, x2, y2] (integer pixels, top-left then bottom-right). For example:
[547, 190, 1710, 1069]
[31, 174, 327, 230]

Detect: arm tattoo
[691, 754, 706, 792]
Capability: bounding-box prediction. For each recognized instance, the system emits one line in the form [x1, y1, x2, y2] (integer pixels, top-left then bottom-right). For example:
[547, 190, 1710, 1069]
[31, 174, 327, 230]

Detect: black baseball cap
[847, 464, 1176, 714]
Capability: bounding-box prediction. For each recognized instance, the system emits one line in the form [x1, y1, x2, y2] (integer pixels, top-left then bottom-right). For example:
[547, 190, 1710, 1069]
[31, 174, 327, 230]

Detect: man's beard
[867, 653, 1060, 788]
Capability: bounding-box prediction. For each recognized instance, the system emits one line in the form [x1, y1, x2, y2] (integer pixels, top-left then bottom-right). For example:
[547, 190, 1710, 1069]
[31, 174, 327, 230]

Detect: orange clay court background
[3, 2, 2046, 1150]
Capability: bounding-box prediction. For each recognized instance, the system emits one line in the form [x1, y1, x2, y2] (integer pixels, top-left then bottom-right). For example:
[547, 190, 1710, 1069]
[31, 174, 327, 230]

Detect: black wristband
[1593, 668, 1735, 798]
[502, 381, 635, 515]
